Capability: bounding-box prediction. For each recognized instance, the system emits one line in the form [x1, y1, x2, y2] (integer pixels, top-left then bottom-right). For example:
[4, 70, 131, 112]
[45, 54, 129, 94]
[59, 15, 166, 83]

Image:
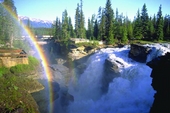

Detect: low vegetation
[10, 56, 40, 75]
[0, 56, 43, 113]
[74, 41, 99, 48]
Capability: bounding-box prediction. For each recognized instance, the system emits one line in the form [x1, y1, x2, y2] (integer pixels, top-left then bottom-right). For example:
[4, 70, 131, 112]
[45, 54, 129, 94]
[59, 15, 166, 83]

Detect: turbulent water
[64, 44, 170, 113]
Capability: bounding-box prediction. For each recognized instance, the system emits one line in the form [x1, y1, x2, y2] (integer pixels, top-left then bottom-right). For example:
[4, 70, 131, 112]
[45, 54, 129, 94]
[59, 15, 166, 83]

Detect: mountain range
[19, 16, 54, 28]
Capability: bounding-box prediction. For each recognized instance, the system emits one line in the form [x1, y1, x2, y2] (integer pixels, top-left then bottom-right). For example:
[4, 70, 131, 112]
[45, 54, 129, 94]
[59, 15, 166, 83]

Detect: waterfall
[64, 44, 170, 113]
[146, 43, 170, 62]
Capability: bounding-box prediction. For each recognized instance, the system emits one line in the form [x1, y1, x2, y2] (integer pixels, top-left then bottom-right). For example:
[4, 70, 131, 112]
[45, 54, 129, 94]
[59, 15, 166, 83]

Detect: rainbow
[1, 3, 54, 113]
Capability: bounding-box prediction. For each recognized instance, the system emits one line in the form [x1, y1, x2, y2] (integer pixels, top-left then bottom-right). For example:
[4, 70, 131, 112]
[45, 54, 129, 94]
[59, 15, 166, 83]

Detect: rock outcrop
[0, 49, 28, 68]
[129, 44, 152, 63]
[147, 52, 170, 113]
[102, 58, 121, 93]
[68, 45, 96, 61]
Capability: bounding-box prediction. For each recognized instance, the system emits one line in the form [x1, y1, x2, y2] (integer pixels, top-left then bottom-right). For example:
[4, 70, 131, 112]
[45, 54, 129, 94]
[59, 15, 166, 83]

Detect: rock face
[129, 44, 152, 63]
[102, 58, 120, 93]
[147, 52, 170, 113]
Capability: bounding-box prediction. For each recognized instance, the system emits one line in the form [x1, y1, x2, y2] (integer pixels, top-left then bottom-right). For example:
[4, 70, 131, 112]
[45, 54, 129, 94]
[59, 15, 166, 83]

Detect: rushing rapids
[62, 43, 170, 113]
[36, 43, 170, 113]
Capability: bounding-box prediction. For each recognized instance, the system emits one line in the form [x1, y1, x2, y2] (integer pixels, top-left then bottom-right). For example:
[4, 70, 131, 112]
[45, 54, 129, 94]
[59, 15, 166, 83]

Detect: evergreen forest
[0, 0, 170, 47]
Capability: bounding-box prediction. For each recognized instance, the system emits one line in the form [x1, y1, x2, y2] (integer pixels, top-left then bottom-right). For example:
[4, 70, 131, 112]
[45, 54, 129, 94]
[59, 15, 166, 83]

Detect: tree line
[53, 0, 170, 44]
[0, 0, 170, 47]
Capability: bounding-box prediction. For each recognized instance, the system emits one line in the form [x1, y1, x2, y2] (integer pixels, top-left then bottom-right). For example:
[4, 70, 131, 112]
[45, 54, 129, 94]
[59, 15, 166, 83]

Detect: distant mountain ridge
[19, 16, 53, 28]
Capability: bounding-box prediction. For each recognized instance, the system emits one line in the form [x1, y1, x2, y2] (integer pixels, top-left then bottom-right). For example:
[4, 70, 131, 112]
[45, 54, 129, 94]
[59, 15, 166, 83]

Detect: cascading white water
[67, 44, 170, 113]
[146, 43, 170, 62]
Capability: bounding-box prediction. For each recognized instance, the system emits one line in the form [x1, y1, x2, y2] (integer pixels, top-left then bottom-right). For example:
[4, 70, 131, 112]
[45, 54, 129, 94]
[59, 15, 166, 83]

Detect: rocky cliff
[129, 44, 152, 63]
[147, 52, 170, 113]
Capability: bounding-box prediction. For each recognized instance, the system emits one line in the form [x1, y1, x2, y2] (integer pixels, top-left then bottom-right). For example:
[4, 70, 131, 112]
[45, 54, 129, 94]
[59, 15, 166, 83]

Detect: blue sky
[14, 0, 170, 23]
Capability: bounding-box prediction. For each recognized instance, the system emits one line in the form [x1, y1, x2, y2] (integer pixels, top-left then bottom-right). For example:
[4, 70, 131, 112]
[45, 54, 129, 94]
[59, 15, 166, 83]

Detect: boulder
[147, 52, 170, 113]
[129, 44, 152, 63]
[102, 58, 121, 93]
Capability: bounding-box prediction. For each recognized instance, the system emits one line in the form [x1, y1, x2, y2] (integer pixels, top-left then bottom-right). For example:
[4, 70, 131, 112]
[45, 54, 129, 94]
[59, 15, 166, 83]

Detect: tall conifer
[156, 5, 164, 40]
[105, 0, 115, 44]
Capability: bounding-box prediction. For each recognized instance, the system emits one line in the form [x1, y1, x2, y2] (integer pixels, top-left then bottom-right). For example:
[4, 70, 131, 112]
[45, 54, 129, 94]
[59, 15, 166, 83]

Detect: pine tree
[156, 5, 164, 41]
[87, 18, 91, 39]
[121, 18, 128, 43]
[152, 14, 157, 39]
[164, 15, 170, 40]
[68, 17, 75, 38]
[87, 14, 95, 40]
[75, 3, 80, 38]
[54, 17, 62, 40]
[141, 3, 149, 39]
[98, 7, 105, 41]
[62, 9, 69, 41]
[93, 19, 98, 40]
[115, 8, 122, 40]
[127, 21, 133, 39]
[148, 17, 155, 40]
[105, 0, 115, 44]
[133, 9, 142, 39]
[97, 6, 102, 23]
[79, 0, 86, 38]
[2, 0, 18, 47]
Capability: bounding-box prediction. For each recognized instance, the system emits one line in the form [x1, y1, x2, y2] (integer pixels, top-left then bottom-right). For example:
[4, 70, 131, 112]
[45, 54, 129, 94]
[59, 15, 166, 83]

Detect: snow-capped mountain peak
[19, 16, 54, 28]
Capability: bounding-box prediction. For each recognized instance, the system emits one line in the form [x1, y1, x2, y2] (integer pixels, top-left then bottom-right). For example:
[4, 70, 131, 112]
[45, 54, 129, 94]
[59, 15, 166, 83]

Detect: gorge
[31, 41, 170, 113]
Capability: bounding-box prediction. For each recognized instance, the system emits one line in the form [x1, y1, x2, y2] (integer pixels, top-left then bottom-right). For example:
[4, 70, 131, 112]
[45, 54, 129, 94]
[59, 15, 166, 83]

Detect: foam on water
[146, 43, 170, 62]
[67, 44, 170, 113]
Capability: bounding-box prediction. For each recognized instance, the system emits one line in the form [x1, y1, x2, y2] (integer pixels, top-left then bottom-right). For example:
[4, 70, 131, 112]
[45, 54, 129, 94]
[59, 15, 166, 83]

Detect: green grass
[0, 56, 43, 113]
